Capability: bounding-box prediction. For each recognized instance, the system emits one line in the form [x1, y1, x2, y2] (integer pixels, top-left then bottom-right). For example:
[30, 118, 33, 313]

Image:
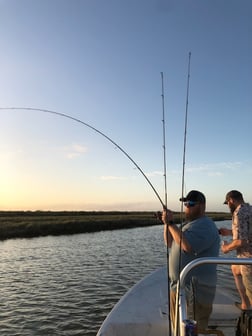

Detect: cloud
[99, 170, 164, 182]
[63, 143, 88, 159]
[98, 161, 244, 182]
[162, 161, 243, 177]
[146, 170, 163, 177]
[100, 175, 125, 181]
[0, 145, 25, 162]
[186, 161, 242, 175]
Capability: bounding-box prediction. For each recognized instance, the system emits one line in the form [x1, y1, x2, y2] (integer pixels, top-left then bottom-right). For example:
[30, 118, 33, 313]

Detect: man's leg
[232, 264, 251, 309]
[186, 283, 213, 330]
[187, 299, 212, 330]
[170, 290, 177, 330]
[241, 265, 252, 307]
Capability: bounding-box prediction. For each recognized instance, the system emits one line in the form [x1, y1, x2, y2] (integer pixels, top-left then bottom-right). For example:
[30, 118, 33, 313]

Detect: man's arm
[162, 209, 192, 253]
[221, 239, 247, 253]
[219, 228, 232, 236]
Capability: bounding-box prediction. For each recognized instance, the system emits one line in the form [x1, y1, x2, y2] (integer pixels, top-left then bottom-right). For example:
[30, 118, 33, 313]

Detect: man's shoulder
[197, 215, 214, 224]
[238, 203, 252, 215]
[188, 216, 215, 229]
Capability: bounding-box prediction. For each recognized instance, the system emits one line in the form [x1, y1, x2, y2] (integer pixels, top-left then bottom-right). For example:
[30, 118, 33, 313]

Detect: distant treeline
[0, 211, 231, 241]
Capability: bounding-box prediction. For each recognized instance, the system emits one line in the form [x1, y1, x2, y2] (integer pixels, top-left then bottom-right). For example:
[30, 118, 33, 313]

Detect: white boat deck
[97, 265, 241, 336]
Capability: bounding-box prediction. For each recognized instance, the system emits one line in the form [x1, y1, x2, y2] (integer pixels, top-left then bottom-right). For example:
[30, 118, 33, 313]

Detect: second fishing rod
[160, 52, 192, 336]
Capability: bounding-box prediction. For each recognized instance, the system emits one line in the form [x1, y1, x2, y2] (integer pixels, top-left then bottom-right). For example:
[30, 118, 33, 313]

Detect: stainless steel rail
[177, 257, 252, 336]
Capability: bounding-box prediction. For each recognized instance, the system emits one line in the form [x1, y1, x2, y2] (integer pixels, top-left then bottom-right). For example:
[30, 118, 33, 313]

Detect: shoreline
[0, 211, 231, 241]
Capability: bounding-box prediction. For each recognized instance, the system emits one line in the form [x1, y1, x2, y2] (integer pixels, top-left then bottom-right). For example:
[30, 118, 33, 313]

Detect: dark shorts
[170, 289, 213, 331]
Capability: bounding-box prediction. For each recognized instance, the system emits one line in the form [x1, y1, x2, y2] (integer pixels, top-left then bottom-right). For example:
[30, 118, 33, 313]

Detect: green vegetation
[0, 211, 231, 241]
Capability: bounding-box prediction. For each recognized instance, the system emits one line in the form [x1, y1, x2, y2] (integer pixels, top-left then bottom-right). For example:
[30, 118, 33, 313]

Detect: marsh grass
[0, 211, 231, 241]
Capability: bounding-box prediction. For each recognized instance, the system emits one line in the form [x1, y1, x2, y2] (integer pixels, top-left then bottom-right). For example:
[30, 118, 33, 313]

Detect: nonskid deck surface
[97, 266, 242, 336]
[206, 288, 240, 335]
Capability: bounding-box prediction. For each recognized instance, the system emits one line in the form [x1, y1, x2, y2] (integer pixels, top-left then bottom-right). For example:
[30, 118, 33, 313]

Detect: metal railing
[176, 257, 252, 336]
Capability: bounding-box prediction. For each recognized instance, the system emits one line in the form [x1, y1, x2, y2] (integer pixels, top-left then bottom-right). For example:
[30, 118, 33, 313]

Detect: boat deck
[97, 265, 242, 336]
[206, 288, 239, 335]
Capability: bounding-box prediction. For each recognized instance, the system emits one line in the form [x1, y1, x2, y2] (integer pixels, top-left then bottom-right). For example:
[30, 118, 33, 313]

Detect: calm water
[0, 221, 237, 335]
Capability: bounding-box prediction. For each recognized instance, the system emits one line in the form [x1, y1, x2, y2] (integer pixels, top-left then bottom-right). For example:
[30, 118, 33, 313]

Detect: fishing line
[0, 106, 165, 208]
[174, 52, 192, 336]
[161, 72, 172, 336]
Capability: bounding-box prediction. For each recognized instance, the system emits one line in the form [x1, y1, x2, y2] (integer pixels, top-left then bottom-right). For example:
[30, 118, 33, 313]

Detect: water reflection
[0, 221, 236, 335]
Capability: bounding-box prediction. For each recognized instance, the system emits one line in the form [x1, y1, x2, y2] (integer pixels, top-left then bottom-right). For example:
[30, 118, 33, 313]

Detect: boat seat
[198, 329, 224, 336]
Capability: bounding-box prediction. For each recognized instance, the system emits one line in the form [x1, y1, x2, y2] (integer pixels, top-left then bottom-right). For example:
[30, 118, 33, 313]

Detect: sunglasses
[184, 201, 198, 208]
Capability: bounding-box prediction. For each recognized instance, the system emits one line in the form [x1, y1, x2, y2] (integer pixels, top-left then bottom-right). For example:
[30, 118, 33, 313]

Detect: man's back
[233, 203, 252, 257]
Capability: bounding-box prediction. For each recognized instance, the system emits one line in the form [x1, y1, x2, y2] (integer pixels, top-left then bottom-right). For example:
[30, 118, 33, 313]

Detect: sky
[0, 0, 251, 212]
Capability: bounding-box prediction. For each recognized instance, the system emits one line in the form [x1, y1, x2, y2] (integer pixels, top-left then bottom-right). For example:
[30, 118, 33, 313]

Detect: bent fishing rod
[0, 106, 166, 209]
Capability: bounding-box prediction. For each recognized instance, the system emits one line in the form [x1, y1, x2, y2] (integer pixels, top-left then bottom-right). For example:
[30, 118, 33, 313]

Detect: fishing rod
[180, 51, 191, 211]
[160, 72, 172, 336]
[0, 106, 166, 209]
[161, 72, 168, 209]
[174, 51, 192, 336]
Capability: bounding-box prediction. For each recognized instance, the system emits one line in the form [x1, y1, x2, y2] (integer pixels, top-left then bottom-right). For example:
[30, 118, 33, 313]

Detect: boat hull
[97, 266, 169, 336]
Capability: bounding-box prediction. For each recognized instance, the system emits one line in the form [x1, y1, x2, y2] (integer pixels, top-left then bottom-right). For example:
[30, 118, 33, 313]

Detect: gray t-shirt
[169, 216, 220, 302]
